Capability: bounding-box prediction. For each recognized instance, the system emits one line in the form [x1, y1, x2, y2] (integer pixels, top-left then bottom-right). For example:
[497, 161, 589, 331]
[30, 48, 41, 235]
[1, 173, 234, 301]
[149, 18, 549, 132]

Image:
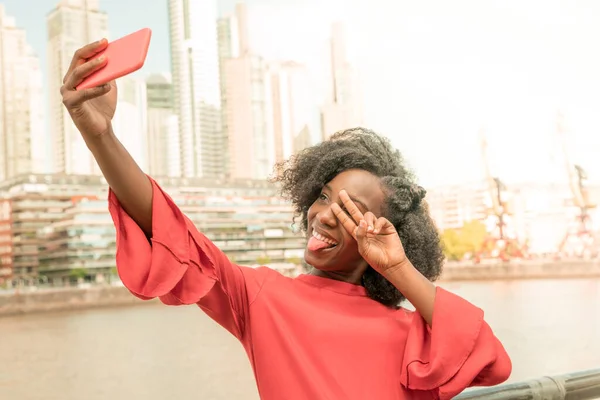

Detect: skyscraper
[269, 61, 313, 163]
[146, 73, 179, 177]
[0, 5, 46, 181]
[216, 14, 238, 179]
[218, 3, 272, 180]
[47, 0, 108, 175]
[168, 0, 222, 178]
[112, 77, 148, 171]
[321, 22, 364, 140]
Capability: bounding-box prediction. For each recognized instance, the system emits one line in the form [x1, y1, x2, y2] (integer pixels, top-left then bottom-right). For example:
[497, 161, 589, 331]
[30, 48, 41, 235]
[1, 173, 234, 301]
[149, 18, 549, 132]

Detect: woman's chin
[305, 247, 325, 265]
[303, 251, 334, 272]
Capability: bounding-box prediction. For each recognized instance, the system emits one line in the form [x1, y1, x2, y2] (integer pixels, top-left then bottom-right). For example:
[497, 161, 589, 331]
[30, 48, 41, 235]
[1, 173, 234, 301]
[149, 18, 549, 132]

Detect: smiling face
[304, 169, 386, 281]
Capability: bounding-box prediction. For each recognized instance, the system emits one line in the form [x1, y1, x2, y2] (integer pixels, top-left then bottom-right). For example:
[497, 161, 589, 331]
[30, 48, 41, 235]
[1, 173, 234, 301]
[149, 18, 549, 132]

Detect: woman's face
[305, 169, 386, 281]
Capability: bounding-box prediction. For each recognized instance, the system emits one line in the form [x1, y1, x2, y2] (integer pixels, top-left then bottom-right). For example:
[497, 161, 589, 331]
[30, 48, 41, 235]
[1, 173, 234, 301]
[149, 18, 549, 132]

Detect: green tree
[284, 256, 302, 265]
[69, 268, 88, 280]
[441, 229, 463, 261]
[256, 255, 272, 265]
[441, 220, 487, 261]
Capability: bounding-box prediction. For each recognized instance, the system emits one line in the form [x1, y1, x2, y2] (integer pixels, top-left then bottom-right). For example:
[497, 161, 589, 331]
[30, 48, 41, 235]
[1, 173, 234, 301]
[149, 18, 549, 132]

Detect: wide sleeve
[108, 177, 267, 340]
[400, 287, 512, 400]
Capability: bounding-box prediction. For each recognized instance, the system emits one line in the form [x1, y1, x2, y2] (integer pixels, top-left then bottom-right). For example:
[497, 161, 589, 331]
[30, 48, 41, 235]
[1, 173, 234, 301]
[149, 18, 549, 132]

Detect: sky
[2, 0, 600, 188]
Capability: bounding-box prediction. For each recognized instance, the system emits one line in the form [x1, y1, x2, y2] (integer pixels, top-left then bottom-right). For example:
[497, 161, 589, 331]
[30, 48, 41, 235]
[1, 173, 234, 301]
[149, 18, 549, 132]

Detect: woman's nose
[317, 206, 337, 227]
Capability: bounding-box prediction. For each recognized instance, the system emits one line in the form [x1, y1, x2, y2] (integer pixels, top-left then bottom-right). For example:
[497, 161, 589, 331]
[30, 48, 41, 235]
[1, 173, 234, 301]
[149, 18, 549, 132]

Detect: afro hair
[272, 127, 445, 307]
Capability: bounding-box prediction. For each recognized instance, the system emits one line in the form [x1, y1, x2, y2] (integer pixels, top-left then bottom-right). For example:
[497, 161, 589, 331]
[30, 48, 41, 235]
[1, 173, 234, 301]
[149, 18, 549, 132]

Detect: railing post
[455, 369, 600, 400]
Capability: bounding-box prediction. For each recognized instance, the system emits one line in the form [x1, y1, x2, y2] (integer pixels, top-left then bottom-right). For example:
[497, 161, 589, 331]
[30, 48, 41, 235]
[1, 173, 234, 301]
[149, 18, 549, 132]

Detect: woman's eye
[318, 193, 328, 201]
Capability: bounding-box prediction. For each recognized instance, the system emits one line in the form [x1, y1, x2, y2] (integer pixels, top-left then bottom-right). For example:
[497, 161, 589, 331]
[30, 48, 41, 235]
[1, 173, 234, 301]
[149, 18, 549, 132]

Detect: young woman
[61, 39, 511, 400]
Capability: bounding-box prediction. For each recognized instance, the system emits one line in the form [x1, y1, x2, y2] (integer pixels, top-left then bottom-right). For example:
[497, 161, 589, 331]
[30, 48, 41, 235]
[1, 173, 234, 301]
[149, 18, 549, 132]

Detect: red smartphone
[76, 28, 152, 90]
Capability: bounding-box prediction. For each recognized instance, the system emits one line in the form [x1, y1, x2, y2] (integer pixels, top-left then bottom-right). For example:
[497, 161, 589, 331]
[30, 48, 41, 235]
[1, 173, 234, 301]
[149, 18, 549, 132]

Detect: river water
[1, 278, 599, 400]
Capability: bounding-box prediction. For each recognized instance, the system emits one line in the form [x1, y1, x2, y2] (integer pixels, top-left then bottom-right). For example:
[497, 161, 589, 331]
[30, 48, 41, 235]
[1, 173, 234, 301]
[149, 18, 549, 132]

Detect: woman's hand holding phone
[60, 37, 154, 235]
[60, 39, 117, 140]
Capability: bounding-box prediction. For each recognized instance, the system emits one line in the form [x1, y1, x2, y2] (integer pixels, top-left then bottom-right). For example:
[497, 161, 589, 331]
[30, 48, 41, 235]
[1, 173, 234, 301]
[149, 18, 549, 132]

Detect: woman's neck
[309, 267, 364, 285]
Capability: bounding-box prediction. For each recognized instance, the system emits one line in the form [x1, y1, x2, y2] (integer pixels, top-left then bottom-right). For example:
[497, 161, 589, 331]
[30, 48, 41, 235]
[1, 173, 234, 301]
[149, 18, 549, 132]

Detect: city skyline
[1, 0, 360, 183]
[47, 0, 108, 175]
[0, 4, 45, 181]
[169, 0, 224, 179]
[1, 0, 600, 188]
[321, 21, 364, 140]
[219, 3, 273, 180]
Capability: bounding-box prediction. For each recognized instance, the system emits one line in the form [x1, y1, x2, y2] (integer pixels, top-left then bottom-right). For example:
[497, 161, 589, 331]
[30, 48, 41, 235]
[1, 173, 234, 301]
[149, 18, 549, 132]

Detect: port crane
[473, 127, 527, 262]
[555, 112, 598, 259]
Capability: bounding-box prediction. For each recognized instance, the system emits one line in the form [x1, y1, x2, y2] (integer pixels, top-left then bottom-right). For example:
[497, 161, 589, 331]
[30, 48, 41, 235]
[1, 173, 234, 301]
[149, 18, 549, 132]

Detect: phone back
[76, 28, 152, 90]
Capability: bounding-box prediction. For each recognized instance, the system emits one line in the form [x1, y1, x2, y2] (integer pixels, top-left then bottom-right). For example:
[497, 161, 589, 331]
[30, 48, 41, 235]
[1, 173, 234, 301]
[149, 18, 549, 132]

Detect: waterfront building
[0, 174, 304, 284]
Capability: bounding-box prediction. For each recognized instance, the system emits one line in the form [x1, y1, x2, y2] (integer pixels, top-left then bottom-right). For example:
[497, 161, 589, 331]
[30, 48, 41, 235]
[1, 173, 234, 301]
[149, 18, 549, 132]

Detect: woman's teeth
[312, 231, 338, 246]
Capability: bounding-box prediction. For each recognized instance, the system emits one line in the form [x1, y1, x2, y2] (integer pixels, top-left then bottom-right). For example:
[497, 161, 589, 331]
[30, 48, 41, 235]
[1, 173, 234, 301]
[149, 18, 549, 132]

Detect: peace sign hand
[331, 190, 408, 275]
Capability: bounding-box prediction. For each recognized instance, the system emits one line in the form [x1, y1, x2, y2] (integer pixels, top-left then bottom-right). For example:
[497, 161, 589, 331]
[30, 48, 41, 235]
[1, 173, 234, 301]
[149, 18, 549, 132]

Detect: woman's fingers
[331, 202, 358, 238]
[63, 55, 108, 90]
[62, 83, 112, 109]
[356, 219, 368, 241]
[333, 191, 388, 242]
[373, 217, 389, 235]
[63, 39, 108, 84]
[61, 54, 110, 110]
[339, 190, 364, 225]
[364, 212, 377, 233]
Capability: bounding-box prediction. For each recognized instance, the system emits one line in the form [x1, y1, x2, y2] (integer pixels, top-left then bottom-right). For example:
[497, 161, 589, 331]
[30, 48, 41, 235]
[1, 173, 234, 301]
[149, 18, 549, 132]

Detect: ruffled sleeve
[400, 287, 512, 400]
[108, 176, 267, 340]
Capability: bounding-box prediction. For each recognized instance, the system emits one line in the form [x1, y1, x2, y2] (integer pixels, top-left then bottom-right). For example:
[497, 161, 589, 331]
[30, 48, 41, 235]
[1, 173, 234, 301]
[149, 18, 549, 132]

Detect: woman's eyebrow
[324, 184, 369, 210]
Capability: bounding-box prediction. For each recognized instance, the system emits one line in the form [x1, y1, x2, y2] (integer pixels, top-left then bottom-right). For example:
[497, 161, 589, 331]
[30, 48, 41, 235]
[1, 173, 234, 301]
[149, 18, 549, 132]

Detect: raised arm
[60, 39, 153, 235]
[61, 40, 268, 341]
[330, 191, 511, 398]
[108, 176, 268, 339]
[383, 263, 511, 398]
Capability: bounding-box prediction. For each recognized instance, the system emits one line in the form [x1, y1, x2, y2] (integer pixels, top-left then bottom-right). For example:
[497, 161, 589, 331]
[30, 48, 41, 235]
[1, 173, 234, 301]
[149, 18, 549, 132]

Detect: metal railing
[456, 368, 600, 399]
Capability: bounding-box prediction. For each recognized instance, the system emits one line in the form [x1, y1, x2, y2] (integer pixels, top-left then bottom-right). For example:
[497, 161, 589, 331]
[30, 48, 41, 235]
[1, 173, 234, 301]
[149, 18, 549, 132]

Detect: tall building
[146, 73, 179, 177]
[218, 3, 272, 180]
[216, 14, 238, 179]
[321, 22, 364, 140]
[0, 5, 46, 182]
[168, 0, 222, 178]
[112, 77, 148, 171]
[47, 0, 108, 175]
[269, 61, 313, 163]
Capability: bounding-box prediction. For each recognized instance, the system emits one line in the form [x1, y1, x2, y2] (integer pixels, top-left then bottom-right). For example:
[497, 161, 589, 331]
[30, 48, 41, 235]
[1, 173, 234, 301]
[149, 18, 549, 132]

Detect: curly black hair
[272, 127, 445, 308]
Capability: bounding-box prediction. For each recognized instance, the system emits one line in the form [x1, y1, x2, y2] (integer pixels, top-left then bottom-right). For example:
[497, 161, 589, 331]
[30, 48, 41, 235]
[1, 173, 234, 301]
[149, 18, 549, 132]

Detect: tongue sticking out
[307, 236, 335, 251]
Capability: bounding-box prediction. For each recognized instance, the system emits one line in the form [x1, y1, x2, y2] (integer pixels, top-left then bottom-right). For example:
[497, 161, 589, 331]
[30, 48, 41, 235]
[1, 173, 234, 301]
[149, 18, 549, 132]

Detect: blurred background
[0, 0, 599, 399]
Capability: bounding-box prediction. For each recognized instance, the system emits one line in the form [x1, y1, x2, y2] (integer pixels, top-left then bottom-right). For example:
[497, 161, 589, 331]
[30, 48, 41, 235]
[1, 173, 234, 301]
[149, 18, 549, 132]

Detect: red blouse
[109, 178, 511, 400]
